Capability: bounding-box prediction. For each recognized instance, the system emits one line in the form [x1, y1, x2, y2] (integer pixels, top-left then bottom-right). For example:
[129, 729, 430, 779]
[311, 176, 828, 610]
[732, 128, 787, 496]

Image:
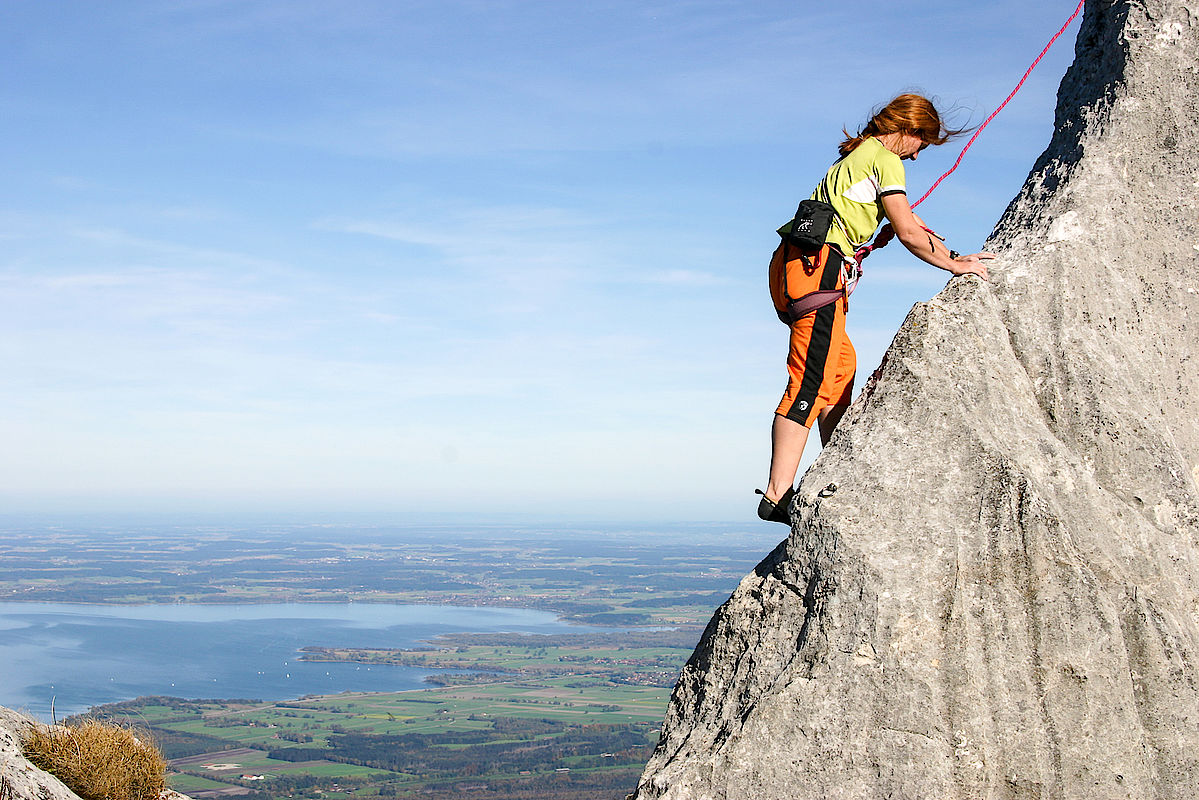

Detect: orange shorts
[769, 242, 857, 428]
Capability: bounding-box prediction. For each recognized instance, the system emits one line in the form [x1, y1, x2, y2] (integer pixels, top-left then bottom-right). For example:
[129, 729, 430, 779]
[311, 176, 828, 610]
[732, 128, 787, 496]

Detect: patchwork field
[16, 520, 783, 799]
[94, 676, 673, 799]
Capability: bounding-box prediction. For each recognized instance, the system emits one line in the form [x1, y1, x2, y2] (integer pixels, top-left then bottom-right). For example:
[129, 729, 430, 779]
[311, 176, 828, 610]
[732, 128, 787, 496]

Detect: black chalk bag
[780, 199, 835, 252]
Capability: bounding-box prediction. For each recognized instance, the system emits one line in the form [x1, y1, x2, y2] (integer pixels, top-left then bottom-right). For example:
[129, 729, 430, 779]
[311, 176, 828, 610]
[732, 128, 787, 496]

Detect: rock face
[0, 706, 191, 800]
[0, 707, 87, 800]
[633, 1, 1199, 798]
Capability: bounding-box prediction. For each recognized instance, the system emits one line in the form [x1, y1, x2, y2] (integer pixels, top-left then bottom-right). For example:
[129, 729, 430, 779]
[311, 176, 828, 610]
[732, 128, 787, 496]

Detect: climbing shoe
[755, 486, 794, 525]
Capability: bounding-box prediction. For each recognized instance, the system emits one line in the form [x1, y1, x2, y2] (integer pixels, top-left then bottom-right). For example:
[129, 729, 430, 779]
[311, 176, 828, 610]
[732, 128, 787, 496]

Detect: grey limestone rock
[0, 707, 81, 800]
[0, 706, 191, 800]
[633, 1, 1199, 797]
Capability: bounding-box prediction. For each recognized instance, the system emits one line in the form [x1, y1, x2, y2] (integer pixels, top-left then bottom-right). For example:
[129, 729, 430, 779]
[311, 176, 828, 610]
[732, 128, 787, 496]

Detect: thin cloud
[1, 0, 1077, 513]
[69, 227, 286, 273]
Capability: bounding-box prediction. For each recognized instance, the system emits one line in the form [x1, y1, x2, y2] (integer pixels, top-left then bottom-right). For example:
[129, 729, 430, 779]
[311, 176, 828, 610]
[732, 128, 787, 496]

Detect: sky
[0, 0, 1085, 520]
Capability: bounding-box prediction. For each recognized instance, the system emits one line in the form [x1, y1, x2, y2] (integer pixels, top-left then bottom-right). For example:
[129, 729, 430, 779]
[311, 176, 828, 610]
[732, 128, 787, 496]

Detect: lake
[0, 602, 590, 721]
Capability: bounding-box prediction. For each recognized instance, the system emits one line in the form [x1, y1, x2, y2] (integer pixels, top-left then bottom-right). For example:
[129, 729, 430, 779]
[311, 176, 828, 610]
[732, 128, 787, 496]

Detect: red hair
[839, 94, 967, 157]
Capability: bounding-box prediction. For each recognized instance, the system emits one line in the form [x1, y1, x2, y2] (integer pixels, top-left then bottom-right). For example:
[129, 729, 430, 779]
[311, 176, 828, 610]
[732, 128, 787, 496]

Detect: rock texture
[0, 707, 82, 800]
[633, 1, 1199, 798]
[0, 706, 191, 800]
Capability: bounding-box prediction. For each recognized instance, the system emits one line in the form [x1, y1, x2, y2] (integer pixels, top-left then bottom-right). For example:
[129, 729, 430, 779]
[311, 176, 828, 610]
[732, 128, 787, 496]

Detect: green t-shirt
[779, 137, 906, 255]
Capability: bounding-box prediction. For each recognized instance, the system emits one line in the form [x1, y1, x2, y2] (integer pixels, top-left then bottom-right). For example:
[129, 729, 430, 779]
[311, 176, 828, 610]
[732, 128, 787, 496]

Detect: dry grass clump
[21, 719, 166, 800]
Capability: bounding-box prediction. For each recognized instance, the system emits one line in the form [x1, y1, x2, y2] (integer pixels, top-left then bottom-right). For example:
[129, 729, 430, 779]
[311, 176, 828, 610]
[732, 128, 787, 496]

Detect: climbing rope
[851, 0, 1086, 266]
[910, 0, 1087, 208]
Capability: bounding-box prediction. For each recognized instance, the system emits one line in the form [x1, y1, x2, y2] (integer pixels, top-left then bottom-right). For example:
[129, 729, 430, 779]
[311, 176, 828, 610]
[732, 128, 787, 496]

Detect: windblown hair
[839, 93, 967, 157]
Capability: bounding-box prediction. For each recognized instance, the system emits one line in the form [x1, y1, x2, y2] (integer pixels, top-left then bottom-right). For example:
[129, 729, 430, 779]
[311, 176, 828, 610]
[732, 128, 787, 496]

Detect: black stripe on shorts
[785, 249, 841, 425]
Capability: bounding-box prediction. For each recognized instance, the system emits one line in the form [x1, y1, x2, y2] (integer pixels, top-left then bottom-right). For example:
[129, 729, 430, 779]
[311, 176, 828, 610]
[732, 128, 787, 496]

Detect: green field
[14, 521, 781, 799]
[0, 522, 775, 632]
[93, 675, 672, 800]
[299, 631, 692, 688]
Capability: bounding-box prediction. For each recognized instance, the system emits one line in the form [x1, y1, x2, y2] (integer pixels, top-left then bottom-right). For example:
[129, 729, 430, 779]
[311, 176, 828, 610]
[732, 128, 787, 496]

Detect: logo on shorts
[798, 401, 810, 411]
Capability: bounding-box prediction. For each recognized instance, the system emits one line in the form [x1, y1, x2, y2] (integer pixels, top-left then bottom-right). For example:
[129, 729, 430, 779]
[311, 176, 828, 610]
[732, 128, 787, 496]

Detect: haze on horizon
[1, 1, 1081, 520]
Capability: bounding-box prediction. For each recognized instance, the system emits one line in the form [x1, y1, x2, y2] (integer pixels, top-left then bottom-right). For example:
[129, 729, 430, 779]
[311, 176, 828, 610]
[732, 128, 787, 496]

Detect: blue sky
[1, 1, 1082, 519]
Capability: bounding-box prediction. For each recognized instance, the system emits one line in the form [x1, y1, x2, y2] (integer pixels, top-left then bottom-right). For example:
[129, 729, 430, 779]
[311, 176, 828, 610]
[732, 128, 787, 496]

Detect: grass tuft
[21, 718, 167, 800]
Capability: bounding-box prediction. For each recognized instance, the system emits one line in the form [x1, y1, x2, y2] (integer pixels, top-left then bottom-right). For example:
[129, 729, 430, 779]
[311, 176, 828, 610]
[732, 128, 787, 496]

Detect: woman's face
[900, 133, 929, 161]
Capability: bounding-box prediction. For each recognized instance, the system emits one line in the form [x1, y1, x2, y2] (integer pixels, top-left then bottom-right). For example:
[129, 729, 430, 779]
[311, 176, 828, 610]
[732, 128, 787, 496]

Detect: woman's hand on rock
[951, 252, 995, 280]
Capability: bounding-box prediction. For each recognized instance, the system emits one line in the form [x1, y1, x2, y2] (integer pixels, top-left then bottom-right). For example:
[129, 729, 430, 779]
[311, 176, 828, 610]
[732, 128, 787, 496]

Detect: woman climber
[757, 93, 994, 525]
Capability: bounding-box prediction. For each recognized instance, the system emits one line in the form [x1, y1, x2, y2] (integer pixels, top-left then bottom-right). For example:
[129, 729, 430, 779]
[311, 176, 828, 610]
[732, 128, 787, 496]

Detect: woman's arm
[880, 193, 993, 279]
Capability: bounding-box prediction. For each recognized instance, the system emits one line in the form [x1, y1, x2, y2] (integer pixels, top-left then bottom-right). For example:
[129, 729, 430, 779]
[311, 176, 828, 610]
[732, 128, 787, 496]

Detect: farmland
[92, 677, 673, 799]
[8, 517, 784, 798]
[0, 518, 775, 630]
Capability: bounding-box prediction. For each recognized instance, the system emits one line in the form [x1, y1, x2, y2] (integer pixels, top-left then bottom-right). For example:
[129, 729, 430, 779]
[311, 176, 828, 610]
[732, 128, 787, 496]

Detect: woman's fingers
[952, 259, 989, 280]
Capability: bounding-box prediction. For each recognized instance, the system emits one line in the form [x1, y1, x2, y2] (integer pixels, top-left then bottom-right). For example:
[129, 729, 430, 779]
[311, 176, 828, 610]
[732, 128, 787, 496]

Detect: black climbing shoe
[755, 486, 794, 525]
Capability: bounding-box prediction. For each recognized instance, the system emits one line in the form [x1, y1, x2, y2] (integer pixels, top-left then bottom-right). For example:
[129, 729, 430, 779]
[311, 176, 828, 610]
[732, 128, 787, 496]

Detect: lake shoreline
[1, 601, 613, 721]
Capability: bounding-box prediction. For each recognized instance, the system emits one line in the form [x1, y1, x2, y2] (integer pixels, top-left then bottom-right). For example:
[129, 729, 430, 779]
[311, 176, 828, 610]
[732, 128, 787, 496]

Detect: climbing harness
[781, 278, 852, 323]
[776, 216, 864, 325]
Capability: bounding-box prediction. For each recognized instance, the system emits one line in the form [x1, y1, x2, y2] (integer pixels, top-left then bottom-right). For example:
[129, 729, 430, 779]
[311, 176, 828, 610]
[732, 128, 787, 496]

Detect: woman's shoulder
[829, 137, 901, 178]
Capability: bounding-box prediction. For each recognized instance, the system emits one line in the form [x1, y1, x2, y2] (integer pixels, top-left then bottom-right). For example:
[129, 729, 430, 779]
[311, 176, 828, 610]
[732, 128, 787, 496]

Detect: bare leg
[817, 404, 849, 446]
[765, 413, 811, 503]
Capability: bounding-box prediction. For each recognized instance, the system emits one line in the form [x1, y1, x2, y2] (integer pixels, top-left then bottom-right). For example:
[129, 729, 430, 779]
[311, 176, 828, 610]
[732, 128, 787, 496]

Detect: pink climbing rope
[910, 0, 1087, 209]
